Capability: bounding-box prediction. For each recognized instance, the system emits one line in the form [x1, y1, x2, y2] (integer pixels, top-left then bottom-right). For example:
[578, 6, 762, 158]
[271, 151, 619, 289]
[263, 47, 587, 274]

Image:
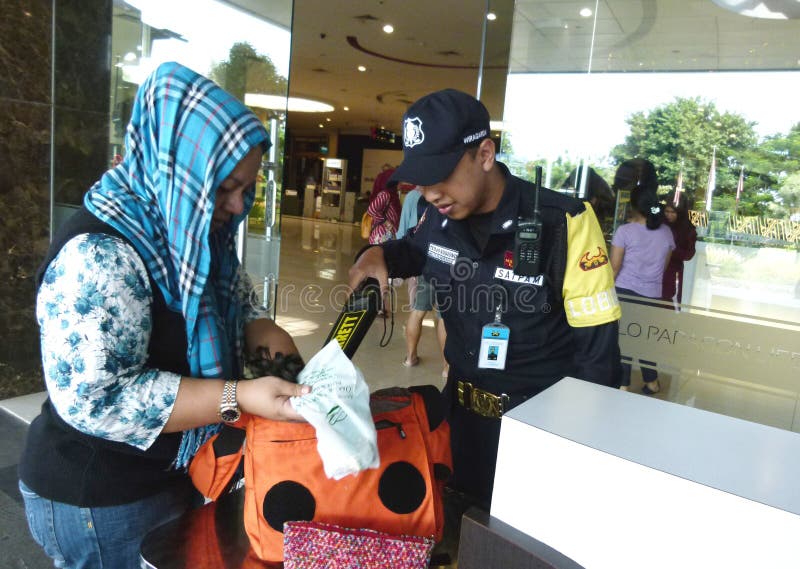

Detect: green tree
[775, 171, 800, 217]
[732, 123, 800, 217]
[544, 156, 580, 189]
[209, 42, 288, 101]
[611, 97, 757, 209]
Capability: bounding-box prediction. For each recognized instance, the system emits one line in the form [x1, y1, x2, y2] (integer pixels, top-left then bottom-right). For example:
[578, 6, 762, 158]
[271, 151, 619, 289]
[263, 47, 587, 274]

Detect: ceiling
[282, 0, 514, 136]
[202, 1, 800, 136]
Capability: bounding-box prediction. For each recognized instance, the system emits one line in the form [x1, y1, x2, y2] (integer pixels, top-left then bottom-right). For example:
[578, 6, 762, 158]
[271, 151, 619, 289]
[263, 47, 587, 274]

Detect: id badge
[478, 322, 510, 370]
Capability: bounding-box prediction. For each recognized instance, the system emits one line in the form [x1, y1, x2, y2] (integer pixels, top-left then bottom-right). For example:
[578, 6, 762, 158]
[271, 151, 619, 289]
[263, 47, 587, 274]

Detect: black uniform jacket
[381, 163, 621, 401]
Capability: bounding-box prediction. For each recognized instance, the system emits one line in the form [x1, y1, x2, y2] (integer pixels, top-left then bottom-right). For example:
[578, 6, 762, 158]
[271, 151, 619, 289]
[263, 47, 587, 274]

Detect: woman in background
[662, 192, 697, 306]
[367, 166, 401, 244]
[611, 159, 675, 395]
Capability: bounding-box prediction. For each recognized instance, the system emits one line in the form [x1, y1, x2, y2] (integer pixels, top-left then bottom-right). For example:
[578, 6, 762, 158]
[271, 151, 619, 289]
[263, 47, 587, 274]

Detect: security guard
[348, 89, 622, 508]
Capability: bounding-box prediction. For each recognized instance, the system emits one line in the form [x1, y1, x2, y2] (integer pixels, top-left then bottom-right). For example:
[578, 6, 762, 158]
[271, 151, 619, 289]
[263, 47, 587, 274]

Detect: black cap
[388, 89, 490, 187]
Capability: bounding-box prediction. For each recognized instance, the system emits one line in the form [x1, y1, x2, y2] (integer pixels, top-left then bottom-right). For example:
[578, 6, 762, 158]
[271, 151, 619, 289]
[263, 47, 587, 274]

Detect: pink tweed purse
[283, 521, 435, 569]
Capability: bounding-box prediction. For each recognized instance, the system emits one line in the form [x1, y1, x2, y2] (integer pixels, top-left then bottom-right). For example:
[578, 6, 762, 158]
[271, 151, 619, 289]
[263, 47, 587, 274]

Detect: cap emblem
[403, 117, 425, 148]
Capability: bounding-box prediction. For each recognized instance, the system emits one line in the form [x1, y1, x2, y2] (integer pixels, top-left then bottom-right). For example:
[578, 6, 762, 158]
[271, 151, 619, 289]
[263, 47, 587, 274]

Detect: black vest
[19, 207, 193, 506]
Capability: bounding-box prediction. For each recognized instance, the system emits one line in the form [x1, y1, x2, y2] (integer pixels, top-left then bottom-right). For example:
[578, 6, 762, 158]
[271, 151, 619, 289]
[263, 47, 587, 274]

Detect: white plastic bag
[290, 340, 379, 479]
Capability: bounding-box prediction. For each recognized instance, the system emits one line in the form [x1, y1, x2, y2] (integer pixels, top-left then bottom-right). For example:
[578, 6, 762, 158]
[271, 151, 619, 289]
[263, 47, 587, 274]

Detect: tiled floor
[2, 214, 798, 566]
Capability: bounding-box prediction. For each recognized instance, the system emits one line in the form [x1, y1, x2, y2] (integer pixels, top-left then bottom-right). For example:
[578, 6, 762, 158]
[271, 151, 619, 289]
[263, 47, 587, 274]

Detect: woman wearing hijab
[18, 62, 309, 569]
[366, 166, 401, 244]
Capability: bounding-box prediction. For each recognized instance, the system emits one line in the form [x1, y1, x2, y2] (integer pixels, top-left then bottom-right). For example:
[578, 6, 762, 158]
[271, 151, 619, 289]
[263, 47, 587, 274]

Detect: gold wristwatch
[219, 379, 241, 423]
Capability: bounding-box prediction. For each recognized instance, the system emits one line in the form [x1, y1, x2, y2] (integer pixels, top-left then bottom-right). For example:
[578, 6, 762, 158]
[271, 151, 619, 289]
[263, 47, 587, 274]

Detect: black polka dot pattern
[378, 461, 426, 514]
[262, 481, 316, 532]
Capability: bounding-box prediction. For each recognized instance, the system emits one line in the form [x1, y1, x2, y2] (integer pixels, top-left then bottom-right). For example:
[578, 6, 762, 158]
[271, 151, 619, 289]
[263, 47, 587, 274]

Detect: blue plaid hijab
[85, 62, 269, 467]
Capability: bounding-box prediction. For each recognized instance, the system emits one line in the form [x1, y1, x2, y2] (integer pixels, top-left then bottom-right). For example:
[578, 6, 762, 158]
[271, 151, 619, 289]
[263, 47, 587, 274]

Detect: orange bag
[189, 385, 452, 563]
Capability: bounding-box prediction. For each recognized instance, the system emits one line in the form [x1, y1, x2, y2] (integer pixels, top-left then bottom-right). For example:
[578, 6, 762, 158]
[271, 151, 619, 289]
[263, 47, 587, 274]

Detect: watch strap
[219, 379, 240, 422]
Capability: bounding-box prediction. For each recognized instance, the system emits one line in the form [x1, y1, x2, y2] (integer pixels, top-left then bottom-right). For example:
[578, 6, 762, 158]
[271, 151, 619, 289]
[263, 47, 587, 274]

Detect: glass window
[503, 0, 800, 431]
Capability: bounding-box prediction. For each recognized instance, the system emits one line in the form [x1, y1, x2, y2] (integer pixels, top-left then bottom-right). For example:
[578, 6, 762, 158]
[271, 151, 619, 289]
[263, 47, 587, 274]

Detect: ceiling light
[580, 8, 592, 17]
[712, 0, 800, 19]
[244, 93, 334, 113]
[383, 24, 394, 33]
[318, 124, 324, 128]
[357, 65, 367, 72]
[486, 12, 497, 21]
[326, 117, 331, 122]
[343, 106, 350, 111]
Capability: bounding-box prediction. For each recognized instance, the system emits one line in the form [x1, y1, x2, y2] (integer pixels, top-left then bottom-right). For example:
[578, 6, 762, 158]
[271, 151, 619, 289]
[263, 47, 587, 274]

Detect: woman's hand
[165, 376, 311, 432]
[238, 376, 311, 422]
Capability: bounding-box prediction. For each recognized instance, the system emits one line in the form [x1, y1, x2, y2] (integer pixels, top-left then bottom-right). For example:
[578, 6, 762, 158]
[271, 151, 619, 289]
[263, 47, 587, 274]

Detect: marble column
[0, 0, 111, 398]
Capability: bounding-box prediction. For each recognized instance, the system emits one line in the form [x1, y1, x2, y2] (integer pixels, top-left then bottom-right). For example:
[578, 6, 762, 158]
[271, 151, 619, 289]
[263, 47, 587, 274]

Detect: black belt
[456, 381, 510, 419]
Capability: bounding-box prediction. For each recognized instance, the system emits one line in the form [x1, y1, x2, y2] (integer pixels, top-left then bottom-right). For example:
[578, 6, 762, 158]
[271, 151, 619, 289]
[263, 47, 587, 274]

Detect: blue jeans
[19, 480, 193, 569]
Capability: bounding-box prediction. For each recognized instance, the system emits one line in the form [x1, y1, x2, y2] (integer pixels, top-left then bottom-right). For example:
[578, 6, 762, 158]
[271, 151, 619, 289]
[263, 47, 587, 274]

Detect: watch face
[220, 407, 240, 423]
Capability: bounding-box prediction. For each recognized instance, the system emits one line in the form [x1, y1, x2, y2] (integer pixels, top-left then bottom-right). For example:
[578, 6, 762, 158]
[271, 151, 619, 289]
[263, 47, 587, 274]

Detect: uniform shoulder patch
[578, 246, 609, 271]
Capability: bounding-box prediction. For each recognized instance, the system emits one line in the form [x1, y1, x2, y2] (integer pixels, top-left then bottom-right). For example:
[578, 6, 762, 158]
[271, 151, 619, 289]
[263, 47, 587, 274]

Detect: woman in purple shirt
[610, 159, 675, 394]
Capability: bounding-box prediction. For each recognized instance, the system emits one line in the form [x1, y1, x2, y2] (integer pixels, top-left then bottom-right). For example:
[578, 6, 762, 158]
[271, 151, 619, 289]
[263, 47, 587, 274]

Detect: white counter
[491, 377, 800, 569]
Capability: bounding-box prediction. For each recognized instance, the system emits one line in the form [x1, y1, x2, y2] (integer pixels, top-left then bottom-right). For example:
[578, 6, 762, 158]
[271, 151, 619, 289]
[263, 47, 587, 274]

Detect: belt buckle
[471, 388, 494, 418]
[458, 381, 508, 419]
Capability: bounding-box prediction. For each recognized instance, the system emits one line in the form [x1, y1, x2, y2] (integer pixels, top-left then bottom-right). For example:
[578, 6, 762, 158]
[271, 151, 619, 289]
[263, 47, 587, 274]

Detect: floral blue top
[37, 233, 269, 450]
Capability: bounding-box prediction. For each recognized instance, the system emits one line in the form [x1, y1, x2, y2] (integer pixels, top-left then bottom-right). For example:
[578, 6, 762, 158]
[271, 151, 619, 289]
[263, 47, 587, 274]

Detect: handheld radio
[514, 165, 543, 277]
[323, 277, 382, 358]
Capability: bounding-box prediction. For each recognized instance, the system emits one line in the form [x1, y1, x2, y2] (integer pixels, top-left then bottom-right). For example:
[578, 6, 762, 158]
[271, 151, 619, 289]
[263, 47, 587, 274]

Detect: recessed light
[383, 24, 394, 33]
[326, 117, 331, 122]
[580, 8, 592, 17]
[318, 124, 324, 128]
[486, 12, 497, 21]
[357, 65, 366, 72]
[343, 106, 350, 111]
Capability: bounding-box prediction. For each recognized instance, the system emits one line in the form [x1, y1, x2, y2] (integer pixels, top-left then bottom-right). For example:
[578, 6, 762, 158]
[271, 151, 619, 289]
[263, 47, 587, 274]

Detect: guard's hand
[238, 376, 311, 422]
[348, 246, 392, 314]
